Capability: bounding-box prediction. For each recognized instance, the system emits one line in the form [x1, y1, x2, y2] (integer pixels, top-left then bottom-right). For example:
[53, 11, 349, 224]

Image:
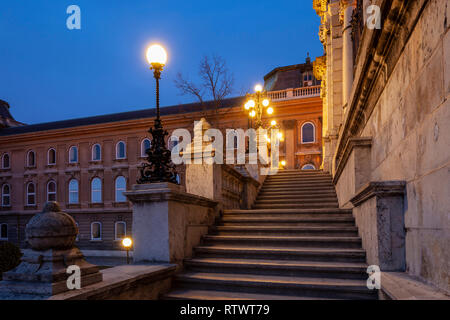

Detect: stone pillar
[350, 181, 406, 271]
[124, 183, 217, 264]
[0, 202, 103, 299]
[283, 120, 297, 169]
[340, 0, 355, 111]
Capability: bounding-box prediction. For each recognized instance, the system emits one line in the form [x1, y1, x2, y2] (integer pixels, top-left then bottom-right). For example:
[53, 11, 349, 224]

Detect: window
[168, 136, 179, 151]
[301, 122, 315, 143]
[69, 179, 79, 204]
[26, 182, 36, 205]
[2, 153, 10, 169]
[115, 176, 126, 202]
[47, 181, 57, 202]
[69, 146, 78, 163]
[0, 224, 7, 240]
[91, 222, 102, 241]
[27, 151, 36, 167]
[92, 144, 101, 161]
[91, 178, 102, 203]
[115, 221, 126, 240]
[141, 139, 151, 157]
[2, 184, 11, 207]
[302, 164, 316, 170]
[116, 141, 126, 159]
[48, 148, 56, 165]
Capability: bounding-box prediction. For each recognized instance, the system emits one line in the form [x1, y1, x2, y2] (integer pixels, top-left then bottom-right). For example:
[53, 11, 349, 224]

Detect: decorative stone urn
[0, 202, 103, 299]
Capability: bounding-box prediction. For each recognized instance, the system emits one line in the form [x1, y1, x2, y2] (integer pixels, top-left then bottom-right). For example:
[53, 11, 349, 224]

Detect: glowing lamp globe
[146, 44, 167, 66]
[122, 237, 133, 248]
[267, 107, 274, 115]
[244, 102, 250, 110]
[254, 84, 263, 92]
[250, 110, 256, 118]
[262, 99, 270, 107]
[281, 160, 286, 166]
[277, 132, 283, 139]
[247, 100, 256, 108]
[271, 120, 277, 126]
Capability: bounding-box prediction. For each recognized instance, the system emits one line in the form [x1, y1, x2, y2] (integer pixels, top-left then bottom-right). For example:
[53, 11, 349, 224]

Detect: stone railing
[268, 85, 321, 101]
[221, 165, 244, 209]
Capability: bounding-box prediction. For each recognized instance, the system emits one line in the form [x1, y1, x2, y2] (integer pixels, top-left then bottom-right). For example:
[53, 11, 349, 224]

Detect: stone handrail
[268, 85, 321, 101]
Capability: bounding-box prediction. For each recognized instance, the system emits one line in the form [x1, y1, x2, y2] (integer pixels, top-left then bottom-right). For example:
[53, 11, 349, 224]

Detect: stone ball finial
[26, 201, 78, 251]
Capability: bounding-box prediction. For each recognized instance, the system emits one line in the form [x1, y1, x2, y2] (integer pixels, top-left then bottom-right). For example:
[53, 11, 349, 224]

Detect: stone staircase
[163, 170, 378, 300]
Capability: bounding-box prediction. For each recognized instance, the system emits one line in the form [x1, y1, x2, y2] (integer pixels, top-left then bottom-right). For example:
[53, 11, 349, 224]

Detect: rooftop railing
[268, 85, 321, 101]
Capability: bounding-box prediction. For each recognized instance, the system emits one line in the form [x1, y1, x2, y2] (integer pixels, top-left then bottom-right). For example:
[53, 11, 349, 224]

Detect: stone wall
[332, 0, 449, 293]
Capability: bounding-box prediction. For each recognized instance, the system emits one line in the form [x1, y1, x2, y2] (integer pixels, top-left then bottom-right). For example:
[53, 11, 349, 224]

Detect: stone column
[340, 0, 355, 111]
[124, 183, 217, 264]
[282, 120, 297, 169]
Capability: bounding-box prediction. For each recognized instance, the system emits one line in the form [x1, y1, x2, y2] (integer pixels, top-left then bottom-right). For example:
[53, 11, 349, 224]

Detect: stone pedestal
[124, 183, 217, 264]
[350, 181, 406, 271]
[0, 202, 103, 299]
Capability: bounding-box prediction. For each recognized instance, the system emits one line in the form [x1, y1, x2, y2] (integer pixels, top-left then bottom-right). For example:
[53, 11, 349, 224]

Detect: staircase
[164, 170, 377, 300]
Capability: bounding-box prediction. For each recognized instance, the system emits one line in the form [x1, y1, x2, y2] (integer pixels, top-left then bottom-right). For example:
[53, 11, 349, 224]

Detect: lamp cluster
[244, 84, 274, 129]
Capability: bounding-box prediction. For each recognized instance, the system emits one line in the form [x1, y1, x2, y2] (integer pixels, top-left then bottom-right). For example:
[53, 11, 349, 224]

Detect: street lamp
[138, 44, 178, 184]
[244, 84, 273, 129]
[122, 237, 133, 264]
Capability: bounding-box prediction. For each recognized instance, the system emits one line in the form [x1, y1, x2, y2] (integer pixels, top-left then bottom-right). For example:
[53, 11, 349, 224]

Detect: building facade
[313, 0, 449, 293]
[0, 58, 322, 251]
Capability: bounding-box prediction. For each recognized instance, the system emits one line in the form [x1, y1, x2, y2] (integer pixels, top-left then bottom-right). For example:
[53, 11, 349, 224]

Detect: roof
[0, 96, 245, 137]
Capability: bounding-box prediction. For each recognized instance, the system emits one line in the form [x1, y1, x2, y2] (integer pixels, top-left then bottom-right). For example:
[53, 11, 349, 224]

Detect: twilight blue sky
[0, 0, 322, 125]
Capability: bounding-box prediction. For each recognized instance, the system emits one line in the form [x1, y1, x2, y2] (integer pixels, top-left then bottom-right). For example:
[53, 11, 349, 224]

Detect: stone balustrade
[268, 85, 321, 101]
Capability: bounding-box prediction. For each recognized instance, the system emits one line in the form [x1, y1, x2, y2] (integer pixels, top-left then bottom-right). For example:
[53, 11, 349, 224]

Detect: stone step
[194, 245, 366, 262]
[173, 272, 377, 300]
[184, 258, 368, 280]
[211, 225, 359, 237]
[254, 198, 338, 205]
[224, 208, 352, 215]
[260, 185, 335, 192]
[163, 289, 337, 300]
[265, 177, 333, 183]
[256, 194, 338, 200]
[220, 216, 355, 227]
[252, 203, 340, 209]
[202, 235, 362, 248]
[261, 184, 334, 190]
[258, 190, 337, 197]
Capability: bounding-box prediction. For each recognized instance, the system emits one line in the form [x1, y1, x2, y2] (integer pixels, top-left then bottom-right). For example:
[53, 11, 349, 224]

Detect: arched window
[69, 146, 78, 163]
[47, 181, 57, 202]
[168, 136, 179, 151]
[48, 148, 56, 165]
[302, 164, 316, 170]
[301, 122, 315, 143]
[92, 144, 101, 161]
[116, 141, 126, 159]
[91, 178, 102, 203]
[141, 139, 151, 157]
[26, 182, 36, 205]
[2, 153, 10, 169]
[27, 150, 36, 167]
[115, 221, 126, 240]
[115, 176, 126, 202]
[2, 184, 11, 207]
[91, 222, 102, 241]
[68, 179, 79, 204]
[0, 223, 7, 240]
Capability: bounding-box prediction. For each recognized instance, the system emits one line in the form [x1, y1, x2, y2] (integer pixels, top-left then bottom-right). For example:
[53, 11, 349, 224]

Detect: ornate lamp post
[138, 44, 178, 184]
[244, 84, 274, 129]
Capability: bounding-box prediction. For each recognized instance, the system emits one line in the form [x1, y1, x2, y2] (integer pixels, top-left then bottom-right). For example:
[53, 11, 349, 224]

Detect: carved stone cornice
[350, 181, 406, 207]
[333, 137, 371, 184]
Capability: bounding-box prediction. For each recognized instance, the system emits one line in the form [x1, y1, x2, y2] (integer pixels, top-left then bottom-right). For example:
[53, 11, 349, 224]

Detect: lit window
[92, 144, 101, 161]
[115, 221, 126, 240]
[69, 179, 79, 204]
[2, 184, 11, 207]
[116, 141, 126, 159]
[27, 151, 36, 167]
[48, 148, 56, 165]
[26, 182, 36, 205]
[91, 222, 102, 240]
[91, 178, 102, 203]
[47, 181, 57, 202]
[69, 146, 78, 163]
[141, 139, 151, 157]
[302, 164, 316, 170]
[2, 153, 10, 169]
[115, 176, 126, 202]
[0, 224, 7, 240]
[301, 122, 315, 143]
